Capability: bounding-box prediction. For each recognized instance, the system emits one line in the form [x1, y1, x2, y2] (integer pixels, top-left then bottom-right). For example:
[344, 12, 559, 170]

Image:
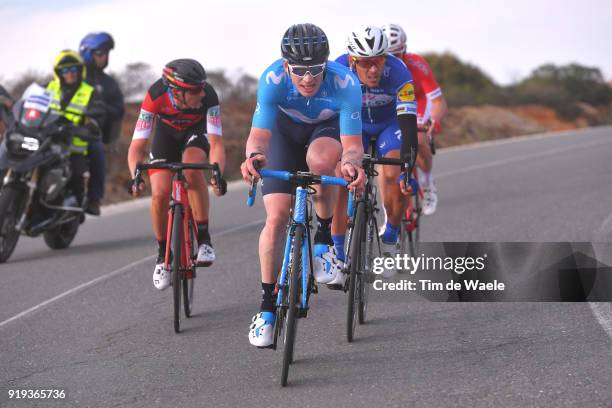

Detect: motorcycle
[0, 83, 101, 263]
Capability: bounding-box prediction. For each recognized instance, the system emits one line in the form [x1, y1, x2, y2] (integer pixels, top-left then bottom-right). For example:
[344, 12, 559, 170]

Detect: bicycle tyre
[281, 224, 303, 387]
[346, 201, 365, 342]
[360, 212, 379, 324]
[410, 192, 421, 258]
[183, 275, 194, 318]
[171, 206, 183, 333]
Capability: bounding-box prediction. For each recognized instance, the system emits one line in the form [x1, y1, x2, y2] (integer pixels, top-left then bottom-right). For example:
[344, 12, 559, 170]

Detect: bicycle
[398, 120, 436, 259]
[134, 161, 223, 334]
[344, 152, 415, 342]
[247, 164, 352, 387]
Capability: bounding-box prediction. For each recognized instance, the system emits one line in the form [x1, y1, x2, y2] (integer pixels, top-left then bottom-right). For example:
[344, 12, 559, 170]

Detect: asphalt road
[1, 127, 611, 407]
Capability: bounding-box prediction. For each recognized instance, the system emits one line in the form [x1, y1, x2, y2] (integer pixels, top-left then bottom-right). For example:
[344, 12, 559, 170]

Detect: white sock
[421, 171, 433, 187]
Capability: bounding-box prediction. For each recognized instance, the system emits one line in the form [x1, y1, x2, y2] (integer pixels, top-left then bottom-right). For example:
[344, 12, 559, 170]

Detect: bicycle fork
[276, 187, 311, 314]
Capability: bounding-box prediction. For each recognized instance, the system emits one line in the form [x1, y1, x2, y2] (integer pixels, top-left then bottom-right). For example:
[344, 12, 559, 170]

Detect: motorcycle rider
[45, 50, 106, 206]
[79, 32, 125, 215]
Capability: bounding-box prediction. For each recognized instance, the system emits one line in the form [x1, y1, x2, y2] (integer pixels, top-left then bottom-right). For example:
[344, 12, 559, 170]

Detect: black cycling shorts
[150, 120, 210, 164]
[262, 111, 340, 195]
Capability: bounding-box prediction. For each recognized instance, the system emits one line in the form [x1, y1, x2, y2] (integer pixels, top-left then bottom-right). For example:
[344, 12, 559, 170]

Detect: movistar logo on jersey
[334, 74, 355, 89]
[266, 71, 285, 85]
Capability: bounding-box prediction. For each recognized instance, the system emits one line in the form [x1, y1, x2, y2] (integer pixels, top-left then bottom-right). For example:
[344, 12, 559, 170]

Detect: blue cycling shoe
[248, 311, 276, 348]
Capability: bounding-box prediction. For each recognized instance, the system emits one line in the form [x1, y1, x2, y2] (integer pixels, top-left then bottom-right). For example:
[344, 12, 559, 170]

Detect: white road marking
[0, 218, 265, 329]
[588, 303, 612, 342]
[436, 137, 610, 179]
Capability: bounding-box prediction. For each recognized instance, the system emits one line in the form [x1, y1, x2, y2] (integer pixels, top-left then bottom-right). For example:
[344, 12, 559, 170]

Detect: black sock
[157, 240, 166, 260]
[197, 222, 211, 246]
[260, 283, 276, 312]
[314, 215, 333, 246]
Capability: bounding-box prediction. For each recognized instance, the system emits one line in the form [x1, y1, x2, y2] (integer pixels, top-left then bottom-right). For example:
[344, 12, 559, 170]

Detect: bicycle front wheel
[346, 201, 365, 343]
[171, 206, 183, 333]
[360, 210, 380, 324]
[183, 274, 194, 318]
[281, 224, 304, 387]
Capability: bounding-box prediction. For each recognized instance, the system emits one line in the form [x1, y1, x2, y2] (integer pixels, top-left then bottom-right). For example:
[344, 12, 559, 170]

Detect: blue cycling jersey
[335, 53, 417, 124]
[252, 59, 362, 135]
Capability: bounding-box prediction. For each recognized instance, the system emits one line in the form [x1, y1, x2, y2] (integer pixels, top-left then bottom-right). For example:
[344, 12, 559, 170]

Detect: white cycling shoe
[248, 311, 276, 348]
[381, 241, 399, 278]
[152, 259, 171, 290]
[196, 243, 215, 266]
[422, 185, 438, 216]
[313, 244, 343, 284]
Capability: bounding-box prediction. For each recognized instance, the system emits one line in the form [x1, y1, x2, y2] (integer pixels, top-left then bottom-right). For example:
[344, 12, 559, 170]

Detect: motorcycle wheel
[43, 217, 80, 250]
[0, 184, 25, 263]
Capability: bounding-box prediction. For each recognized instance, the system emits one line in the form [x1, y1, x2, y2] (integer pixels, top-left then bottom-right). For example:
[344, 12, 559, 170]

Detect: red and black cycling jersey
[132, 78, 222, 140]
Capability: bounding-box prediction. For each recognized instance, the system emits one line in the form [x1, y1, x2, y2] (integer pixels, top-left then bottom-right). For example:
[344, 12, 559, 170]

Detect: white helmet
[346, 26, 388, 57]
[381, 24, 407, 54]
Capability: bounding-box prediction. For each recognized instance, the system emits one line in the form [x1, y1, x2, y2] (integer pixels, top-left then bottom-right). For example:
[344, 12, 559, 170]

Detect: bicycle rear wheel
[346, 201, 365, 342]
[171, 206, 183, 333]
[281, 225, 304, 387]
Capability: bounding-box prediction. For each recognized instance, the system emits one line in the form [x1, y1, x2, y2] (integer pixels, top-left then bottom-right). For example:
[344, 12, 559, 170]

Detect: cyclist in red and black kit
[127, 59, 227, 290]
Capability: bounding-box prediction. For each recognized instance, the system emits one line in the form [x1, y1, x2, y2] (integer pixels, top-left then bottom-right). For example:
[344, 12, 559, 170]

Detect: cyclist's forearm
[340, 134, 364, 167]
[208, 135, 226, 174]
[127, 140, 148, 177]
[430, 96, 448, 123]
[245, 127, 272, 157]
[398, 113, 418, 169]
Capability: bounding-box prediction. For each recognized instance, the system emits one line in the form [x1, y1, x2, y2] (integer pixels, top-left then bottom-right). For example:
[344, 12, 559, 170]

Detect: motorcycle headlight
[21, 136, 39, 151]
[6, 132, 38, 155]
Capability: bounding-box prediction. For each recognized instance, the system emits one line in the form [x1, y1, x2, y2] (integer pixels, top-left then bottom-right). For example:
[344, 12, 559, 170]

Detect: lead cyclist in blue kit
[239, 23, 366, 348]
[332, 26, 419, 274]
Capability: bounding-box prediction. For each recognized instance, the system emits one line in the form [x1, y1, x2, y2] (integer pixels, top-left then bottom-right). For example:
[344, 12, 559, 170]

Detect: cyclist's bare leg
[306, 137, 342, 218]
[182, 146, 209, 222]
[378, 150, 405, 226]
[416, 131, 433, 173]
[260, 193, 291, 283]
[150, 171, 173, 241]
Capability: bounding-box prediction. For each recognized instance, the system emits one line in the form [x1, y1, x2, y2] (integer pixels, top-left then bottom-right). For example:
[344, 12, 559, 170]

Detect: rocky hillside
[95, 100, 612, 204]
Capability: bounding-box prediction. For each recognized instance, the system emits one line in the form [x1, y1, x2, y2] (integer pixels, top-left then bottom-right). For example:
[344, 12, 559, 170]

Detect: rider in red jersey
[382, 24, 448, 215]
[127, 59, 227, 290]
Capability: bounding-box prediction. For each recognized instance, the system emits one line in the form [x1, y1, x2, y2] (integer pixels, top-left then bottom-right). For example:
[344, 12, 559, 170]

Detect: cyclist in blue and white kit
[240, 23, 365, 348]
[332, 26, 419, 275]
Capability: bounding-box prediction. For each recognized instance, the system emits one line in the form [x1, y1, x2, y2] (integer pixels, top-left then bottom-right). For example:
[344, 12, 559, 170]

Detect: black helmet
[162, 58, 207, 89]
[281, 23, 329, 65]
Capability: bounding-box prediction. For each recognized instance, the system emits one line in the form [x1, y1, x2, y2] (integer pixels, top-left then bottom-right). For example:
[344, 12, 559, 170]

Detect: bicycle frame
[247, 168, 352, 313]
[164, 172, 197, 277]
[276, 186, 311, 311]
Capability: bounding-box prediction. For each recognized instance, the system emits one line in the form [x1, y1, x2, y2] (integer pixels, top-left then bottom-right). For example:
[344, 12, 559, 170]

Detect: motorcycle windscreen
[18, 83, 60, 130]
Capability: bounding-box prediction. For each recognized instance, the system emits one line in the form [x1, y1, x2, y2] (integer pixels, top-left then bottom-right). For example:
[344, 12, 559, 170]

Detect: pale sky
[1, 0, 611, 86]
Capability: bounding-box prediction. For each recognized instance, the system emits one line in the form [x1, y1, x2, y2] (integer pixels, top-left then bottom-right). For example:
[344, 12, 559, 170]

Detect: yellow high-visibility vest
[46, 80, 94, 155]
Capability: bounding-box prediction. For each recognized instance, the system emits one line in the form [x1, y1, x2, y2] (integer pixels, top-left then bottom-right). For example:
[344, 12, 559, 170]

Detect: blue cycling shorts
[362, 117, 401, 158]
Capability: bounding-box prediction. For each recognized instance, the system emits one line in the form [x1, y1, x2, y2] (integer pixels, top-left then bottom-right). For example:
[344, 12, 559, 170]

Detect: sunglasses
[93, 49, 109, 56]
[287, 63, 326, 78]
[59, 66, 80, 75]
[352, 55, 386, 69]
[183, 86, 205, 96]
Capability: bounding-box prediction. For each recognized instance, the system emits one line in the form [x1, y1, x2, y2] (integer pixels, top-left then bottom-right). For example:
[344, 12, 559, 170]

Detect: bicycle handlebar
[132, 161, 223, 193]
[246, 163, 354, 215]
